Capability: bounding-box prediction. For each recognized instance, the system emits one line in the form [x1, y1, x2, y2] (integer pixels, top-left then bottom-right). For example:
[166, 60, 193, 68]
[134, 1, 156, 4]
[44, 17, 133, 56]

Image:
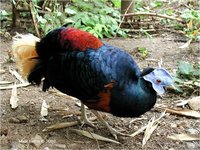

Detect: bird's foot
[91, 110, 129, 139]
[80, 116, 96, 128]
[80, 102, 97, 127]
[105, 124, 129, 139]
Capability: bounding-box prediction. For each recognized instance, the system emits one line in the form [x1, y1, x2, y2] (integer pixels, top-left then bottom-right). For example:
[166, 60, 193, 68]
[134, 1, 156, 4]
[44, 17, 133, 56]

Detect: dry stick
[42, 117, 97, 132]
[122, 12, 183, 22]
[119, 0, 134, 28]
[0, 83, 30, 90]
[9, 69, 26, 84]
[42, 0, 49, 10]
[29, 0, 41, 38]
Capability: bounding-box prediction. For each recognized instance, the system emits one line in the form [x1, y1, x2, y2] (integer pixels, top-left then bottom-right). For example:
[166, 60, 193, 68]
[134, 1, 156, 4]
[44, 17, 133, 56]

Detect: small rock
[188, 96, 200, 111]
[186, 142, 196, 149]
[54, 144, 66, 149]
[31, 134, 44, 148]
[9, 117, 20, 123]
[43, 147, 50, 150]
[170, 123, 177, 128]
[17, 115, 29, 123]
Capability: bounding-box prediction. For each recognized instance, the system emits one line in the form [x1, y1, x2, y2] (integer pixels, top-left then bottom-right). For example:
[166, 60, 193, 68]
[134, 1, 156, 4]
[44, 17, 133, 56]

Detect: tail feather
[12, 33, 43, 83]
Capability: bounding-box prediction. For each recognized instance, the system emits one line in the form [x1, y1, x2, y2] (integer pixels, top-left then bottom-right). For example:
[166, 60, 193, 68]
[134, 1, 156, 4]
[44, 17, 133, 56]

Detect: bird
[12, 27, 173, 139]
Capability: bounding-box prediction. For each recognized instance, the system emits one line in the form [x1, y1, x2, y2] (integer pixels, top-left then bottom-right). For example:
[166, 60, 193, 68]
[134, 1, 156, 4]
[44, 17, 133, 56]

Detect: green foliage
[173, 61, 200, 93]
[177, 61, 200, 79]
[137, 47, 149, 58]
[133, 0, 200, 41]
[180, 9, 200, 41]
[36, 0, 127, 38]
[0, 10, 12, 37]
[150, 1, 163, 8]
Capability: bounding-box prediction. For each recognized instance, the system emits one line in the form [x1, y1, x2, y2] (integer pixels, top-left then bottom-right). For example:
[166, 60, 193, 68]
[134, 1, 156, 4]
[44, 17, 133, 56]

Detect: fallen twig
[42, 117, 97, 132]
[122, 12, 183, 22]
[0, 82, 30, 90]
[9, 69, 26, 84]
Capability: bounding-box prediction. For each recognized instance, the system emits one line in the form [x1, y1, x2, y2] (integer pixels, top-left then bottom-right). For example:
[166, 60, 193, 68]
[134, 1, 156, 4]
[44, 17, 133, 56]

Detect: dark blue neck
[110, 78, 157, 117]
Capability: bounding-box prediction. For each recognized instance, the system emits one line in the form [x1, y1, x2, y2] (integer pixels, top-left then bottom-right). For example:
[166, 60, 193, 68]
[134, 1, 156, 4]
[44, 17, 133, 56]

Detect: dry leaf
[179, 39, 192, 49]
[156, 107, 200, 118]
[40, 100, 49, 117]
[0, 81, 13, 85]
[43, 117, 96, 132]
[30, 134, 44, 148]
[175, 100, 189, 107]
[10, 83, 18, 109]
[167, 133, 200, 141]
[142, 116, 157, 146]
[130, 125, 148, 137]
[188, 96, 200, 111]
[70, 129, 121, 144]
[130, 111, 165, 140]
[142, 112, 166, 146]
[187, 19, 193, 30]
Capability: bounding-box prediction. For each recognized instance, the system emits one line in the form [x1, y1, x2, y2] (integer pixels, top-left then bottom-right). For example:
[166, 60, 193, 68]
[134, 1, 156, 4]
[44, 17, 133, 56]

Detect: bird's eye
[156, 79, 161, 84]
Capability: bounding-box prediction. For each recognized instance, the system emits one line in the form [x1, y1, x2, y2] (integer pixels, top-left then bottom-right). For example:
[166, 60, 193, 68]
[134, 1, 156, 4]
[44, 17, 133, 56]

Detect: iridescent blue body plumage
[12, 26, 173, 138]
[27, 27, 172, 117]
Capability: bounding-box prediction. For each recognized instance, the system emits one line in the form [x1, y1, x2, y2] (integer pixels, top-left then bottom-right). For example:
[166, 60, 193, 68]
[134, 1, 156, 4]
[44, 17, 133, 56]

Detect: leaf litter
[130, 111, 166, 147]
[167, 133, 200, 141]
[42, 117, 97, 132]
[156, 107, 200, 118]
[70, 129, 121, 144]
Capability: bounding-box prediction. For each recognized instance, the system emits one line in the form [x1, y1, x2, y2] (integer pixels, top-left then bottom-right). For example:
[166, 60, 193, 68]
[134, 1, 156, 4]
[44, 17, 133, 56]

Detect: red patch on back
[60, 28, 103, 51]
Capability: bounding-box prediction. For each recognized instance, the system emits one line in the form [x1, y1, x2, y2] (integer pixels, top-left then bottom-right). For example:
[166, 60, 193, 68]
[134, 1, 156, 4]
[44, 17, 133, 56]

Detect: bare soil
[0, 32, 200, 149]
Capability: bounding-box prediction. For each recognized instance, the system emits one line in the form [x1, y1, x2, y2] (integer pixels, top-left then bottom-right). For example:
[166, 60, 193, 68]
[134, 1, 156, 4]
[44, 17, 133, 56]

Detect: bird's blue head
[142, 68, 173, 95]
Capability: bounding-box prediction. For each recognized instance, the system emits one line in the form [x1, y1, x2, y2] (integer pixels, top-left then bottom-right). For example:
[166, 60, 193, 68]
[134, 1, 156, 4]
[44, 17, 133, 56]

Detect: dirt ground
[0, 31, 200, 149]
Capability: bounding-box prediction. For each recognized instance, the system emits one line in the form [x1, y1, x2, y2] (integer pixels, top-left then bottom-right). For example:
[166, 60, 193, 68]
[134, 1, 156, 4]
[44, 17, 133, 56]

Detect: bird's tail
[12, 33, 44, 84]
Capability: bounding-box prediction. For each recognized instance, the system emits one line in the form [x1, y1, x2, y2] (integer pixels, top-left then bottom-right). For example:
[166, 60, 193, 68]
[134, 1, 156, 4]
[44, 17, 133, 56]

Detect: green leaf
[65, 8, 77, 15]
[37, 15, 47, 24]
[64, 18, 75, 24]
[1, 10, 9, 16]
[166, 9, 174, 16]
[193, 69, 200, 76]
[94, 24, 103, 32]
[178, 61, 193, 75]
[150, 1, 163, 8]
[138, 47, 147, 52]
[173, 76, 184, 84]
[74, 19, 82, 28]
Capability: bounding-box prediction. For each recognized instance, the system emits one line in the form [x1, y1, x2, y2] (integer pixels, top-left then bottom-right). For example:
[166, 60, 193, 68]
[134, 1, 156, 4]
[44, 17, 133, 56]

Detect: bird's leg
[80, 102, 96, 127]
[91, 110, 129, 139]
